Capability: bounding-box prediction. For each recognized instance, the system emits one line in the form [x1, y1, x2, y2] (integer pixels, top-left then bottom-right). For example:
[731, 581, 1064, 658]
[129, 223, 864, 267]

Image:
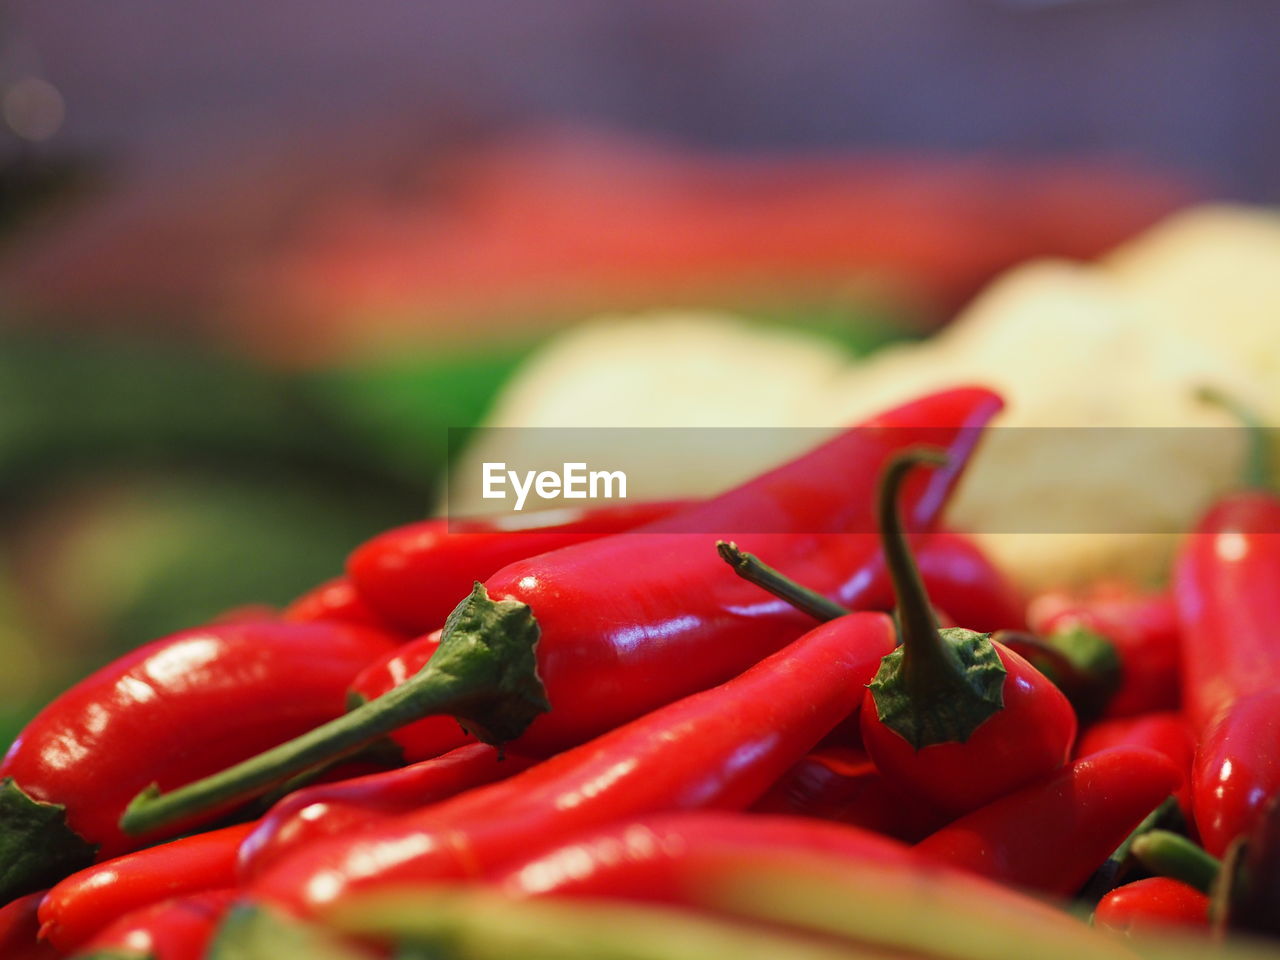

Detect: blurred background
[2, 0, 1277, 743]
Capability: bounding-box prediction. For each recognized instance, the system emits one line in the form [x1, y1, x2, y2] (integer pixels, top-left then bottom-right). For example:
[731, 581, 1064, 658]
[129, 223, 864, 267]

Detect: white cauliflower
[448, 208, 1274, 592]
[448, 311, 850, 511]
[1106, 204, 1280, 407]
[830, 259, 1262, 590]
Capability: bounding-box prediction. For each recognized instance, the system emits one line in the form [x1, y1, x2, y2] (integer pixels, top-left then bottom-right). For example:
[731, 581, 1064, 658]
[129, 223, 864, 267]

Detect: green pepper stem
[715, 541, 849, 623]
[878, 448, 956, 699]
[120, 583, 546, 837]
[1130, 830, 1222, 894]
[1198, 387, 1271, 490]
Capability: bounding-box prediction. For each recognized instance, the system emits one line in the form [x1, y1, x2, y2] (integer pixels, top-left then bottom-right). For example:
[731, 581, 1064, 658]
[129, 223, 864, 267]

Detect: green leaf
[0, 777, 98, 902]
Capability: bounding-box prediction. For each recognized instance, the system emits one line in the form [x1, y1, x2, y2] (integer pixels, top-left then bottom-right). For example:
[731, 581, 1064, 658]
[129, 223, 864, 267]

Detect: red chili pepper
[1174, 391, 1280, 856]
[282, 576, 402, 633]
[0, 620, 396, 903]
[858, 449, 1075, 816]
[1094, 877, 1210, 935]
[0, 891, 58, 960]
[250, 609, 897, 916]
[1077, 712, 1194, 817]
[1191, 687, 1280, 859]
[239, 743, 533, 877]
[38, 821, 254, 952]
[488, 811, 1128, 960]
[75, 888, 237, 960]
[347, 533, 1018, 764]
[118, 388, 1000, 837]
[1028, 583, 1180, 718]
[348, 499, 692, 634]
[751, 746, 950, 842]
[496, 810, 912, 900]
[914, 747, 1179, 896]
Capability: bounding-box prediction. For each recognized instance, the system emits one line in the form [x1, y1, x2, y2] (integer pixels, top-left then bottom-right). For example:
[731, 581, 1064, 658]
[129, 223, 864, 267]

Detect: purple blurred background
[5, 0, 1279, 196]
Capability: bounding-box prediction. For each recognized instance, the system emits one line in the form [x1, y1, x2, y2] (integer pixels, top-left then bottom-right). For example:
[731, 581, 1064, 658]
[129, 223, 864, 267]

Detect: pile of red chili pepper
[4, 383, 1280, 959]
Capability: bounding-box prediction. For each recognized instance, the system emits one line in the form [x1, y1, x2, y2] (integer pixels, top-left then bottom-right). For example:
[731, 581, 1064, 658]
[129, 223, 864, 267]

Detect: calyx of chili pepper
[118, 583, 547, 837]
[866, 448, 1006, 750]
[0, 777, 98, 903]
[1198, 386, 1271, 490]
[1130, 830, 1222, 895]
[715, 541, 848, 623]
[1214, 794, 1280, 938]
[996, 627, 1121, 724]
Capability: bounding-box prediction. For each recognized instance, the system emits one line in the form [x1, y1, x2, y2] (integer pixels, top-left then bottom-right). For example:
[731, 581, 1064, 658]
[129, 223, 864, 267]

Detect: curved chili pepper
[1028, 583, 1180, 718]
[858, 449, 1075, 816]
[121, 387, 1001, 835]
[74, 888, 237, 960]
[346, 534, 1017, 764]
[1077, 712, 1194, 817]
[498, 810, 912, 901]
[1174, 391, 1280, 856]
[38, 821, 254, 952]
[239, 743, 533, 877]
[0, 891, 58, 960]
[751, 746, 950, 842]
[486, 811, 1131, 960]
[0, 620, 396, 903]
[1191, 687, 1280, 859]
[1094, 877, 1210, 935]
[914, 747, 1179, 896]
[282, 577, 401, 633]
[250, 609, 897, 915]
[348, 499, 692, 634]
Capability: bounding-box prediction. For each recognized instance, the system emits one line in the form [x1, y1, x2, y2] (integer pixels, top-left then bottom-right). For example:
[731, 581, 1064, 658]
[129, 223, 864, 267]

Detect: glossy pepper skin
[251, 611, 896, 915]
[75, 888, 237, 960]
[282, 577, 402, 634]
[497, 811, 912, 901]
[368, 388, 1003, 763]
[117, 388, 999, 835]
[0, 620, 396, 903]
[1175, 482, 1280, 856]
[863, 641, 1075, 816]
[914, 747, 1179, 896]
[348, 533, 1017, 764]
[347, 499, 691, 634]
[1192, 687, 1280, 859]
[38, 821, 254, 952]
[491, 811, 1129, 960]
[859, 450, 1075, 817]
[0, 891, 59, 960]
[1094, 877, 1210, 935]
[1077, 712, 1194, 817]
[239, 743, 533, 877]
[751, 746, 949, 842]
[1029, 583, 1180, 718]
